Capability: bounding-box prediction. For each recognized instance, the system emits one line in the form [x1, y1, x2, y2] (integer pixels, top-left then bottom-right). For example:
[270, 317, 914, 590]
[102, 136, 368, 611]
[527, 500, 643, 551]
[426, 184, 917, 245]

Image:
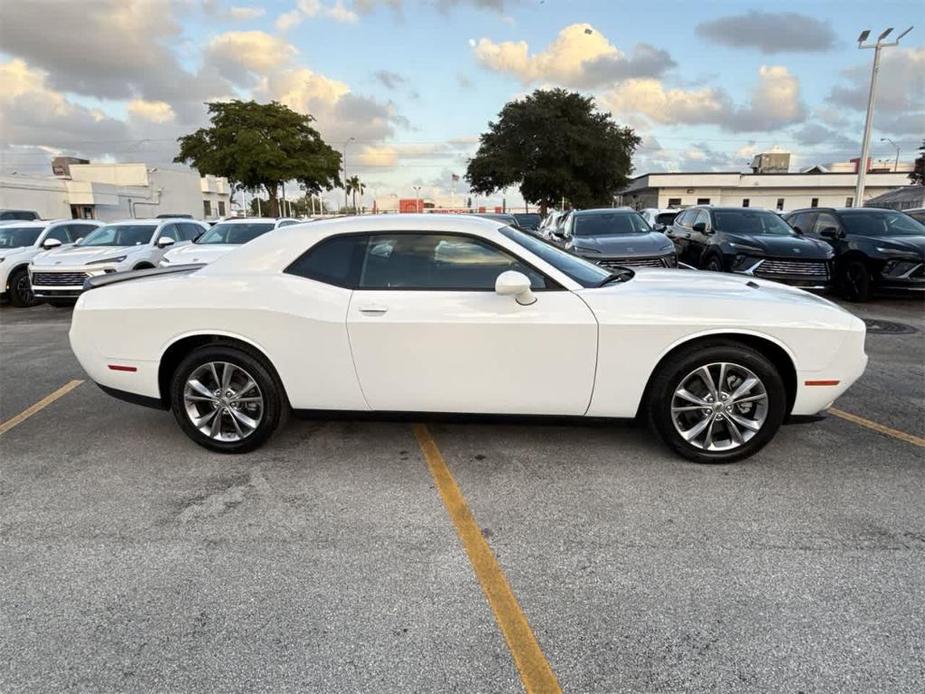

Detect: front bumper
[30, 265, 118, 299]
[732, 256, 833, 289]
[875, 260, 925, 292]
[590, 254, 678, 271]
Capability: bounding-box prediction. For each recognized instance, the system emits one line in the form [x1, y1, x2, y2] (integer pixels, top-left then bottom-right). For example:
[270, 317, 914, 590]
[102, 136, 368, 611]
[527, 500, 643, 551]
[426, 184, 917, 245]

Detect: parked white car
[69, 215, 867, 463]
[639, 208, 680, 231]
[30, 218, 207, 305]
[0, 219, 102, 306]
[159, 217, 302, 267]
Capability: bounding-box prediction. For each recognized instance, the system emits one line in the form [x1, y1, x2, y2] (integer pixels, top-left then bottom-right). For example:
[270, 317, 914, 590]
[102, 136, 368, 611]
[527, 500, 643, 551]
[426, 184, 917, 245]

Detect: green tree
[345, 175, 366, 213]
[910, 139, 925, 185]
[466, 88, 641, 211]
[175, 100, 342, 217]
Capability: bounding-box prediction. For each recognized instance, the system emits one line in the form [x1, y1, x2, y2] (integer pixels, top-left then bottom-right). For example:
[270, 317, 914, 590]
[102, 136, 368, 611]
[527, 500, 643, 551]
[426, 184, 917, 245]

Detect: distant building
[863, 186, 925, 211]
[618, 168, 912, 212]
[0, 162, 231, 221]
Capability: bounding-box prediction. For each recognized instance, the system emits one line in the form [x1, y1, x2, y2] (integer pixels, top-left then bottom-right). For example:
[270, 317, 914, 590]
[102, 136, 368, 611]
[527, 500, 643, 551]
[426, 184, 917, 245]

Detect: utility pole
[854, 26, 913, 207]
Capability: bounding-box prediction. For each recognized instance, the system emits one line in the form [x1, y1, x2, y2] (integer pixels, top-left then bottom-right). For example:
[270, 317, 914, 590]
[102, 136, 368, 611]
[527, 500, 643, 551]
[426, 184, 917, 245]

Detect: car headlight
[728, 242, 763, 254]
[875, 247, 918, 258]
[571, 245, 600, 254]
[86, 255, 126, 265]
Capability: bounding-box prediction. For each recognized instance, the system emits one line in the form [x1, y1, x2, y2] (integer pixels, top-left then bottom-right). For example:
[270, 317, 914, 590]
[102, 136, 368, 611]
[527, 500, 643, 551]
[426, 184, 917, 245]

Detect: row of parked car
[0, 216, 302, 307]
[521, 205, 924, 302]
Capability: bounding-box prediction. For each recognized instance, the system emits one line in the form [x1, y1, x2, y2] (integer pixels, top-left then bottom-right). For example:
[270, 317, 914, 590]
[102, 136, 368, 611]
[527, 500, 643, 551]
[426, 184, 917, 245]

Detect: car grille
[31, 271, 89, 286]
[597, 256, 672, 270]
[754, 259, 829, 278]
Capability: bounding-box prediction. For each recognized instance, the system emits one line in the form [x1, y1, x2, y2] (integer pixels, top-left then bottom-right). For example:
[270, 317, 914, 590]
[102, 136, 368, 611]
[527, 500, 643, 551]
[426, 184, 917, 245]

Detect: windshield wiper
[596, 268, 634, 286]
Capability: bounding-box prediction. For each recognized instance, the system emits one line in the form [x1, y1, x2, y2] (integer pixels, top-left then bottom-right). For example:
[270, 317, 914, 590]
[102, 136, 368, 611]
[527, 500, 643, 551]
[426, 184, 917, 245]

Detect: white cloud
[602, 65, 805, 133]
[228, 5, 266, 20]
[472, 23, 674, 88]
[127, 99, 176, 123]
[276, 0, 359, 30]
[206, 31, 299, 82]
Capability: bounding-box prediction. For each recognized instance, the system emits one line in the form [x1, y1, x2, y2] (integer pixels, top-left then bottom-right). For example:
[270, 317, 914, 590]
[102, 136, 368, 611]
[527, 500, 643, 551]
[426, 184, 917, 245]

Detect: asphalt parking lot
[1, 296, 923, 692]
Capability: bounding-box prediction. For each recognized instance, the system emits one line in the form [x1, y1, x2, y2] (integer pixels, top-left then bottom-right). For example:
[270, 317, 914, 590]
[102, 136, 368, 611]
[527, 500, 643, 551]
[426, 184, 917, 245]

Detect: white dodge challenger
[69, 215, 868, 463]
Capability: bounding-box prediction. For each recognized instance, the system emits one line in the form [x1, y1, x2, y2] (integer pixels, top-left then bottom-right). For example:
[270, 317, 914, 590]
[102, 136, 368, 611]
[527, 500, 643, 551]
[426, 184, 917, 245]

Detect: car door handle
[358, 305, 389, 315]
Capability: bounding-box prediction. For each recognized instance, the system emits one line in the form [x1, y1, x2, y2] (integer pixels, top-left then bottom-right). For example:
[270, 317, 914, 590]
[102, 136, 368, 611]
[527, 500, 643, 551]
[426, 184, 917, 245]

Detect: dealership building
[0, 160, 232, 221]
[617, 153, 914, 212]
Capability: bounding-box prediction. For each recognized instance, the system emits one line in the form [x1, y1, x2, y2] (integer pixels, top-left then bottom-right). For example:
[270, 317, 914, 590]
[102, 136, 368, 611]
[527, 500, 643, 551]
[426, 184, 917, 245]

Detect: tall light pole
[854, 26, 913, 207]
[880, 137, 901, 171]
[342, 136, 356, 212]
[412, 185, 422, 213]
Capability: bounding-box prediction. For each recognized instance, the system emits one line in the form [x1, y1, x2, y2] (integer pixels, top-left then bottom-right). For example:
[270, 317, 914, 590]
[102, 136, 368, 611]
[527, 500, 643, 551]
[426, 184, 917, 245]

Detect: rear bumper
[96, 383, 167, 410]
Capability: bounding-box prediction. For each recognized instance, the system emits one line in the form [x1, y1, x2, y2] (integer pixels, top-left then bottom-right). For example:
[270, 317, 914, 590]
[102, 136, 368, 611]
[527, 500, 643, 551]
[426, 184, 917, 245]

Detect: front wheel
[703, 254, 724, 273]
[647, 341, 786, 463]
[170, 345, 285, 453]
[8, 268, 38, 307]
[840, 259, 872, 302]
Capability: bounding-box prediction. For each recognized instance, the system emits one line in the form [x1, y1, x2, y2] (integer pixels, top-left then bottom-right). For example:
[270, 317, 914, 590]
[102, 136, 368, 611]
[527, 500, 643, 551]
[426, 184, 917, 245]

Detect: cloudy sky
[0, 0, 922, 207]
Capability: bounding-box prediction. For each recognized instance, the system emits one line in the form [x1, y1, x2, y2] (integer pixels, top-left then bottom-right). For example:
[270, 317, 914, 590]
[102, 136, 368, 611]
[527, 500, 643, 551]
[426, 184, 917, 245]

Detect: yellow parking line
[829, 407, 925, 448]
[0, 380, 84, 436]
[413, 424, 561, 694]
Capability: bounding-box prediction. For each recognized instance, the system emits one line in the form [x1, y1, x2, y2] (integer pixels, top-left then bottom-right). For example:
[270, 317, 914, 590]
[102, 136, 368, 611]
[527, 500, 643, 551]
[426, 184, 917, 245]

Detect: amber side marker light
[805, 379, 840, 386]
[108, 365, 138, 372]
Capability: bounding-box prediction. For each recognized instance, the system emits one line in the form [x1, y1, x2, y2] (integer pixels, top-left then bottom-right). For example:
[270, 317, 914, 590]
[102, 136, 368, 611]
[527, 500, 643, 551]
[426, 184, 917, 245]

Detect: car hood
[572, 232, 673, 257]
[722, 233, 832, 258]
[163, 243, 236, 265]
[30, 244, 146, 268]
[855, 234, 925, 257]
[0, 245, 38, 261]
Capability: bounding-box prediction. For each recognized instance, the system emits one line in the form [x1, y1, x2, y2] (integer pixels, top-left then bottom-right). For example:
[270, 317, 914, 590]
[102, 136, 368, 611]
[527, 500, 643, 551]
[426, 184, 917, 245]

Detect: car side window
[676, 210, 692, 228]
[182, 223, 204, 241]
[359, 233, 548, 291]
[286, 234, 367, 288]
[45, 226, 70, 243]
[67, 224, 97, 241]
[694, 209, 710, 229]
[812, 213, 840, 235]
[158, 224, 180, 242]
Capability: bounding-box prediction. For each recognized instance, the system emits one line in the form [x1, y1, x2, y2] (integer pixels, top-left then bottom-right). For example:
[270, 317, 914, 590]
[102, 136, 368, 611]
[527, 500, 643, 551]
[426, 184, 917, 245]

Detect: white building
[617, 169, 913, 212]
[0, 163, 231, 221]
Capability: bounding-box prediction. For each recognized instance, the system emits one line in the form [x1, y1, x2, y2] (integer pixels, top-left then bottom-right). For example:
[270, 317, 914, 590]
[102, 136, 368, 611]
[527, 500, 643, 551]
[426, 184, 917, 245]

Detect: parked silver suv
[29, 218, 207, 305]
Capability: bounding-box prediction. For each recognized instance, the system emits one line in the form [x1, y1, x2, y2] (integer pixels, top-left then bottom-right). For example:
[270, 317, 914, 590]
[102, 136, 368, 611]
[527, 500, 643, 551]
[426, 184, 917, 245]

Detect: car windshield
[0, 226, 42, 249]
[840, 210, 925, 237]
[81, 224, 156, 247]
[656, 212, 678, 225]
[712, 210, 795, 236]
[513, 213, 541, 229]
[500, 226, 613, 288]
[197, 222, 276, 245]
[574, 212, 651, 236]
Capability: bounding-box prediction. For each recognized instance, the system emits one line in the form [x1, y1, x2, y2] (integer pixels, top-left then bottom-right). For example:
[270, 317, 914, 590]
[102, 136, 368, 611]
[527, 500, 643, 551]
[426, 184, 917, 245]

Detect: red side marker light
[108, 364, 137, 372]
[805, 379, 839, 386]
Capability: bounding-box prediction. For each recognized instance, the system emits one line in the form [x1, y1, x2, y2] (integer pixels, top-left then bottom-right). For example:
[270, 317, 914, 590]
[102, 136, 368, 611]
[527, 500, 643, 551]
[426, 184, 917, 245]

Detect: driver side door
[346, 231, 598, 415]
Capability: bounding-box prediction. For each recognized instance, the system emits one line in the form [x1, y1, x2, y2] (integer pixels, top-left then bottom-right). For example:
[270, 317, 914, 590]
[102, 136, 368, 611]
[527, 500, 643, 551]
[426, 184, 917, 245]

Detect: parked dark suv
[667, 206, 834, 288]
[784, 207, 925, 301]
[550, 208, 677, 269]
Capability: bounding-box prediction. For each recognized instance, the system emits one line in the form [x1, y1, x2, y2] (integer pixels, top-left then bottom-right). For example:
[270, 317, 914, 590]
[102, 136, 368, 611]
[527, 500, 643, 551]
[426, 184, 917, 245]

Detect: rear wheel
[170, 345, 284, 453]
[647, 341, 786, 463]
[840, 259, 872, 302]
[8, 268, 37, 307]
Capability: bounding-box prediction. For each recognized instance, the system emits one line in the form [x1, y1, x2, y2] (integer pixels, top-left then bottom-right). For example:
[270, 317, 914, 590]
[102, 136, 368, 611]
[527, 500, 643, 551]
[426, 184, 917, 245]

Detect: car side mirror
[74, 237, 85, 246]
[654, 223, 666, 232]
[42, 238, 62, 250]
[819, 227, 841, 240]
[495, 270, 536, 306]
[157, 236, 175, 248]
[692, 222, 706, 233]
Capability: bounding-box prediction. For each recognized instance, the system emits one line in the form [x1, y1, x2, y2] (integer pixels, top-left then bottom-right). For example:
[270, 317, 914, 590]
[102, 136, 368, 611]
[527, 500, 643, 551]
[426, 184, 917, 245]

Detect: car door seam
[344, 290, 375, 411]
[573, 290, 601, 417]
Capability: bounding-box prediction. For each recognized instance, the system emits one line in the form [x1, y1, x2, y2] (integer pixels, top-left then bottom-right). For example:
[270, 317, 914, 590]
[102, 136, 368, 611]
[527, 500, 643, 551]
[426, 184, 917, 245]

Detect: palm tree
[345, 175, 366, 213]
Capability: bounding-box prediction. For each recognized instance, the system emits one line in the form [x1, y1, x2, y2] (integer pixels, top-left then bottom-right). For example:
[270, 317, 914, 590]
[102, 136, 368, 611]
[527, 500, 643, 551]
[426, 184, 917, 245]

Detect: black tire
[840, 259, 872, 302]
[169, 344, 285, 453]
[646, 341, 787, 463]
[703, 254, 724, 273]
[8, 267, 37, 307]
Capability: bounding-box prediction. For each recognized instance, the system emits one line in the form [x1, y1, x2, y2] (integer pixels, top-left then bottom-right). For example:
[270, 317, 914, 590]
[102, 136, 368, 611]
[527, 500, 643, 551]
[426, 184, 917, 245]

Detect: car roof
[218, 217, 292, 224]
[0, 218, 68, 228]
[573, 208, 639, 216]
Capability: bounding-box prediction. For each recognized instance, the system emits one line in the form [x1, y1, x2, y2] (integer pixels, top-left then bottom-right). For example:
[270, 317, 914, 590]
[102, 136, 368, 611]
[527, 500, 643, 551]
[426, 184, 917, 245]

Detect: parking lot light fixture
[854, 26, 914, 207]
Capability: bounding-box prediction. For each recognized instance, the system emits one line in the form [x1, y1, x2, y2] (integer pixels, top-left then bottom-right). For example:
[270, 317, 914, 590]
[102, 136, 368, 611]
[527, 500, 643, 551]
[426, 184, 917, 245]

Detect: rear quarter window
[285, 234, 367, 288]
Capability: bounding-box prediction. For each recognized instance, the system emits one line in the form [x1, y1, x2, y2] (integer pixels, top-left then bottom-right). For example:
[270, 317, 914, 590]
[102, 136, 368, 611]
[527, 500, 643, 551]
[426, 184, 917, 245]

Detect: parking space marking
[829, 407, 925, 448]
[0, 379, 84, 436]
[412, 424, 561, 694]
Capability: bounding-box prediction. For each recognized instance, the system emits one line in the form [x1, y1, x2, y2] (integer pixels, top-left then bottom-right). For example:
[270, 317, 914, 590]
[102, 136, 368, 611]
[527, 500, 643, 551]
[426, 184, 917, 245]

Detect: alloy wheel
[670, 362, 768, 452]
[183, 361, 264, 442]
[15, 272, 35, 306]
